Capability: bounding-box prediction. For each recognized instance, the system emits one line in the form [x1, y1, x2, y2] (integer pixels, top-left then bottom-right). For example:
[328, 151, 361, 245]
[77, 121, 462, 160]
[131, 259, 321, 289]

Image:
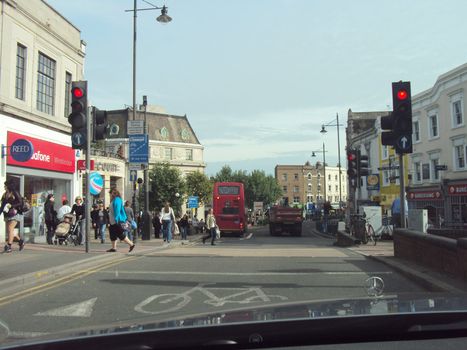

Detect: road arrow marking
[34, 298, 97, 317]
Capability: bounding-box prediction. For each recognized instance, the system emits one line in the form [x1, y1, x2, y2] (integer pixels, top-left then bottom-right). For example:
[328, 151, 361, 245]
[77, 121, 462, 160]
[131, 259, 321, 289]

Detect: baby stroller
[54, 214, 80, 246]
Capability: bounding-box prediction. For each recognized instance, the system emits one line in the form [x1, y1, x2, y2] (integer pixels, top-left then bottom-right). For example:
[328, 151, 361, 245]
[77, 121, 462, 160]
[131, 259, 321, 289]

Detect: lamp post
[125, 0, 172, 240]
[320, 113, 344, 209]
[312, 143, 328, 203]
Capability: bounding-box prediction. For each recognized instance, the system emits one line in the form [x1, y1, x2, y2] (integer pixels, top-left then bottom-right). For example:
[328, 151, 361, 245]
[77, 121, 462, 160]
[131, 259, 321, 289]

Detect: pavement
[309, 223, 467, 294]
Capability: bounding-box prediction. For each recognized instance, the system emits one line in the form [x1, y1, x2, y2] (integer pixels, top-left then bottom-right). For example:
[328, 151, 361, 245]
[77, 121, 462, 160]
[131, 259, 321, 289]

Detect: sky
[46, 0, 467, 176]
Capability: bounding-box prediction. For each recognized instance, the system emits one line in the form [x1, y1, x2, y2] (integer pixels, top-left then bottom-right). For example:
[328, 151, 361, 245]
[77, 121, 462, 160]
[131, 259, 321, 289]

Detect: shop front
[446, 182, 467, 225]
[4, 131, 75, 241]
[407, 187, 444, 226]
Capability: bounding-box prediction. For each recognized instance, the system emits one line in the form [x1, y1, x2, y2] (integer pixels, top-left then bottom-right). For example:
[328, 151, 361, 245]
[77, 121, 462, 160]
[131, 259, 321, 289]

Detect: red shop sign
[7, 131, 75, 174]
[448, 184, 467, 196]
[77, 160, 95, 171]
[408, 191, 442, 201]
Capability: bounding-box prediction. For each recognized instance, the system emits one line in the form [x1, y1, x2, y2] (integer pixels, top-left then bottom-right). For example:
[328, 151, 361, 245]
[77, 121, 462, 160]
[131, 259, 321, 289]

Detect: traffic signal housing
[347, 149, 358, 178]
[380, 81, 413, 154]
[92, 107, 108, 141]
[68, 81, 88, 149]
[358, 150, 369, 177]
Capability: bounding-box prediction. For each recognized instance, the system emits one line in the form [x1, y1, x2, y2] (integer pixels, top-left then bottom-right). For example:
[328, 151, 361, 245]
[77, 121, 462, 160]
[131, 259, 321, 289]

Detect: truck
[268, 206, 303, 236]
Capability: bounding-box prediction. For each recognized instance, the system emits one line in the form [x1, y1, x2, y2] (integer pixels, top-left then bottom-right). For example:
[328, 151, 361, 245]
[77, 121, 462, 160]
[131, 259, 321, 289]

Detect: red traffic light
[397, 89, 408, 100]
[347, 152, 357, 161]
[72, 87, 84, 98]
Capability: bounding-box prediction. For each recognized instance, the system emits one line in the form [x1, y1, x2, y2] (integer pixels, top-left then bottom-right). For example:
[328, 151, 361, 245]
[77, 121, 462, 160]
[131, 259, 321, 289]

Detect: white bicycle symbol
[135, 284, 288, 315]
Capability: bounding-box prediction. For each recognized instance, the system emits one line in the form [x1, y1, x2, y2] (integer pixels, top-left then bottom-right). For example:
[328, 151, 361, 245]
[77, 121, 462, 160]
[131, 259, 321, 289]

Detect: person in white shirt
[57, 199, 72, 221]
[160, 202, 175, 243]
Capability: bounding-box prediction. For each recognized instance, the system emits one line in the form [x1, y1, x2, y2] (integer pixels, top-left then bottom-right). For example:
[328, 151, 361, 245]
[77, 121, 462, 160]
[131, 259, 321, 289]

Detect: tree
[185, 171, 212, 206]
[210, 165, 233, 182]
[148, 163, 186, 214]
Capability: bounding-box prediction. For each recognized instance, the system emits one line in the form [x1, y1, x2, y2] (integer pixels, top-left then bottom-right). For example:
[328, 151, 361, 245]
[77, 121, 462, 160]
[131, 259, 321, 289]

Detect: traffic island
[334, 230, 360, 247]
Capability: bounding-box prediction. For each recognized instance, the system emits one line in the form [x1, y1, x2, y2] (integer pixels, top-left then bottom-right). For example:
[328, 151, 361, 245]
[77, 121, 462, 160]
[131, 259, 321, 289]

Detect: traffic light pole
[85, 106, 91, 253]
[399, 153, 406, 229]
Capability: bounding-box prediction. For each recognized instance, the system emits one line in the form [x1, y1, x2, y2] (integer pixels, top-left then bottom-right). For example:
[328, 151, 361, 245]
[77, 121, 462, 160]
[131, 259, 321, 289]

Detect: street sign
[129, 134, 148, 164]
[377, 166, 400, 171]
[187, 196, 199, 208]
[89, 172, 104, 195]
[396, 135, 412, 153]
[435, 165, 447, 171]
[127, 120, 144, 135]
[129, 169, 137, 182]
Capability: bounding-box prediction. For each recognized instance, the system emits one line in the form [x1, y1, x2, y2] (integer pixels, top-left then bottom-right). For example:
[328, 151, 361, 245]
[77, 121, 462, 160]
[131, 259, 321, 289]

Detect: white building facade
[408, 63, 467, 225]
[0, 0, 85, 241]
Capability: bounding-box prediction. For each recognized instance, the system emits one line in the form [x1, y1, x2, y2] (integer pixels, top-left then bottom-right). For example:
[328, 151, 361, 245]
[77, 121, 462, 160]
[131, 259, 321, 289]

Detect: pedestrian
[198, 218, 205, 234]
[179, 213, 189, 240]
[106, 188, 135, 253]
[91, 204, 100, 240]
[124, 200, 135, 241]
[94, 202, 109, 243]
[1, 180, 25, 252]
[71, 196, 85, 245]
[57, 199, 72, 222]
[202, 209, 218, 245]
[152, 210, 161, 238]
[192, 215, 199, 234]
[44, 194, 57, 245]
[323, 201, 331, 233]
[160, 202, 175, 243]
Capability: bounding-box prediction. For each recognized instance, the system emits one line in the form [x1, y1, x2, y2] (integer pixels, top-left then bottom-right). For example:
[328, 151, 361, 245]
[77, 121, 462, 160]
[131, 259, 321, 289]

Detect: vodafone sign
[7, 132, 75, 173]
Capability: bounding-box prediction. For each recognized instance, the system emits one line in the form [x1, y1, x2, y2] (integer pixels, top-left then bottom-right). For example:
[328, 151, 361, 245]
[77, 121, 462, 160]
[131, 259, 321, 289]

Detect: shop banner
[408, 190, 442, 201]
[7, 132, 75, 173]
[448, 184, 467, 196]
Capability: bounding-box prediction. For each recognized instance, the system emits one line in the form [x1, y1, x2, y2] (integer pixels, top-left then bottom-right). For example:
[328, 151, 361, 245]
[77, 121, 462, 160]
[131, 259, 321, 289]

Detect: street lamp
[320, 113, 343, 209]
[312, 143, 328, 203]
[126, 0, 172, 240]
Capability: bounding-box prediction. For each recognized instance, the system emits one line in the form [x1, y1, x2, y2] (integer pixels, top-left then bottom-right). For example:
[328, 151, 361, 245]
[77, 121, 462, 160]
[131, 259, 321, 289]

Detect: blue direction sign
[129, 134, 148, 164]
[187, 196, 199, 208]
[129, 169, 137, 182]
[396, 135, 412, 153]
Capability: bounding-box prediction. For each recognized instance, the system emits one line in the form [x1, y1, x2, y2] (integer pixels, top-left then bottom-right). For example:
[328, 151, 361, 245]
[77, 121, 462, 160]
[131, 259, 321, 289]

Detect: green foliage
[211, 166, 282, 209]
[148, 163, 186, 214]
[185, 171, 212, 205]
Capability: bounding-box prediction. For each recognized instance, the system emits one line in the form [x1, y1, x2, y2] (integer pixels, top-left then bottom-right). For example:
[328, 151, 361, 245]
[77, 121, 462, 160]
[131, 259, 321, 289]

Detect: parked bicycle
[349, 213, 378, 245]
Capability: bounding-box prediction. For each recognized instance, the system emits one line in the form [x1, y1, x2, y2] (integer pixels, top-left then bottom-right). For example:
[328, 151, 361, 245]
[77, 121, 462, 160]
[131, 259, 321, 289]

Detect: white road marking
[102, 270, 393, 276]
[34, 297, 97, 317]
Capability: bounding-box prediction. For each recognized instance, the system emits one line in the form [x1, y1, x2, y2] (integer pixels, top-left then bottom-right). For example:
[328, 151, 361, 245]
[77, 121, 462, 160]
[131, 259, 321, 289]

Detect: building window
[328, 185, 331, 191]
[430, 158, 439, 181]
[64, 72, 72, 117]
[328, 174, 331, 181]
[335, 196, 339, 202]
[429, 114, 438, 138]
[293, 196, 300, 204]
[414, 162, 422, 182]
[422, 163, 430, 180]
[382, 170, 390, 186]
[293, 186, 299, 193]
[282, 185, 287, 192]
[317, 173, 321, 178]
[334, 175, 338, 181]
[452, 99, 463, 127]
[36, 52, 56, 115]
[15, 44, 27, 100]
[294, 173, 299, 180]
[307, 173, 312, 180]
[165, 148, 173, 160]
[455, 145, 465, 170]
[382, 145, 389, 160]
[185, 149, 193, 161]
[282, 173, 287, 181]
[335, 185, 338, 192]
[413, 120, 420, 142]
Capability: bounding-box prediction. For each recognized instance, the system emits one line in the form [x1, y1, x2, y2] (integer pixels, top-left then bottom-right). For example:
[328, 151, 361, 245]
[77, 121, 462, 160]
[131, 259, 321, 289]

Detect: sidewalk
[0, 233, 203, 295]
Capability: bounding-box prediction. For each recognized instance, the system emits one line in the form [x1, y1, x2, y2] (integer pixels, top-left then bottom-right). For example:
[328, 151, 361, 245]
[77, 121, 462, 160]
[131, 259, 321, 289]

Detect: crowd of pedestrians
[2, 183, 218, 254]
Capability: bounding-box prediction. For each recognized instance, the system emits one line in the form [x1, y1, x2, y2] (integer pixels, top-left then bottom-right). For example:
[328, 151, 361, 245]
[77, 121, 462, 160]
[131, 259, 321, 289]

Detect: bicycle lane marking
[134, 284, 289, 315]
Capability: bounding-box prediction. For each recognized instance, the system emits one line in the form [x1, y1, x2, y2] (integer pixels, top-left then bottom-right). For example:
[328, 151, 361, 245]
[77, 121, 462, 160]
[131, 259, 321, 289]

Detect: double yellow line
[0, 255, 138, 307]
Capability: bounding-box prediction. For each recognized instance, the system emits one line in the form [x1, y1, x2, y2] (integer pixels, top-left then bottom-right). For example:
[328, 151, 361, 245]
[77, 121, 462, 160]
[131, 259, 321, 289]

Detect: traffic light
[381, 81, 413, 154]
[68, 81, 88, 149]
[347, 150, 358, 179]
[392, 81, 412, 154]
[92, 107, 108, 141]
[358, 150, 369, 177]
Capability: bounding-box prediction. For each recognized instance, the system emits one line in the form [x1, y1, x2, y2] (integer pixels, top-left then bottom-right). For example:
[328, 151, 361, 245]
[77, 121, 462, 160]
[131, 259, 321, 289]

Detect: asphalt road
[0, 222, 428, 341]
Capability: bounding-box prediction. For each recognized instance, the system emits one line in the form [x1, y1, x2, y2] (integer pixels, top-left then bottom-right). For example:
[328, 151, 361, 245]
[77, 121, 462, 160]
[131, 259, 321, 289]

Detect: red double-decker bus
[213, 182, 246, 235]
